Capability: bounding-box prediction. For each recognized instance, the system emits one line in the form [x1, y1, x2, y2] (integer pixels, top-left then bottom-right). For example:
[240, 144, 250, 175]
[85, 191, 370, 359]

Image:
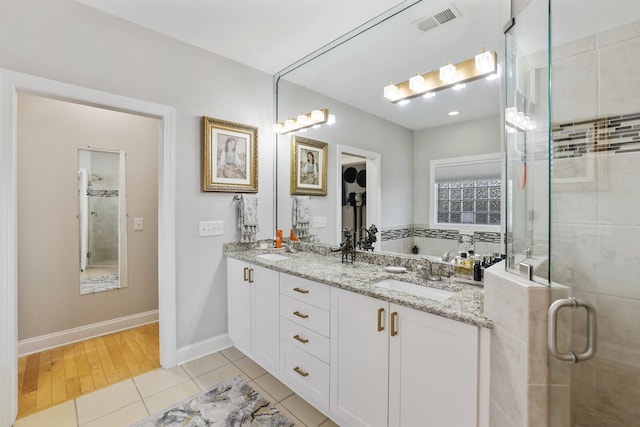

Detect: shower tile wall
[550, 21, 640, 427]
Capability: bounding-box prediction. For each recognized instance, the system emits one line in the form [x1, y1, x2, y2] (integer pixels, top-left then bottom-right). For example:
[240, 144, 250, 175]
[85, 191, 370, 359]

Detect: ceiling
[76, 0, 405, 75]
[75, 0, 640, 131]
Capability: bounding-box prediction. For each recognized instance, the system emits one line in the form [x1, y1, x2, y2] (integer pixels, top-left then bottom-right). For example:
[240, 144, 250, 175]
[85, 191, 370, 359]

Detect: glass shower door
[549, 1, 640, 425]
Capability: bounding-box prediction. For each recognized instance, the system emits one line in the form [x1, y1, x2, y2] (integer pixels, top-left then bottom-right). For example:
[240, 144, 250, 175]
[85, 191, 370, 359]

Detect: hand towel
[292, 196, 311, 237]
[237, 195, 259, 242]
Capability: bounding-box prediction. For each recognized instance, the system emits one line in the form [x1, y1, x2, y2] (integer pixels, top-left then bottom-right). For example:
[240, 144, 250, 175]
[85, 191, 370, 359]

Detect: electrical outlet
[199, 220, 224, 236]
[313, 216, 327, 228]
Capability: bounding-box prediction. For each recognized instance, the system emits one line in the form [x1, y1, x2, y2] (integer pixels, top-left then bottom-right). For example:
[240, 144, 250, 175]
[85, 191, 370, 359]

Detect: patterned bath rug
[131, 375, 294, 427]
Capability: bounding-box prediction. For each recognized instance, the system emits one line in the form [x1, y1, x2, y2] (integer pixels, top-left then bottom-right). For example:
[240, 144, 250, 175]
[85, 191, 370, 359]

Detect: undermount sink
[255, 253, 292, 262]
[374, 279, 455, 302]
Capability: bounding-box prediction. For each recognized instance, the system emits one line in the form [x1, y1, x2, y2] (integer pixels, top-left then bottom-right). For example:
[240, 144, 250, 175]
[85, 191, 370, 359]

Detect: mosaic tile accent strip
[87, 189, 119, 197]
[380, 226, 500, 244]
[474, 231, 502, 244]
[381, 227, 413, 241]
[552, 112, 640, 158]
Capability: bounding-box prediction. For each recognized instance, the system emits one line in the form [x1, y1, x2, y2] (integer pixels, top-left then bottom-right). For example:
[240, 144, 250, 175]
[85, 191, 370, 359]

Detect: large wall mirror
[275, 0, 504, 257]
[78, 148, 128, 294]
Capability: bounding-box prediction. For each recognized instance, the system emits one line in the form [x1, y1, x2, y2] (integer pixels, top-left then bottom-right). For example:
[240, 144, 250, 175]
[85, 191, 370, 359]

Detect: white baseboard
[18, 310, 159, 356]
[176, 334, 233, 365]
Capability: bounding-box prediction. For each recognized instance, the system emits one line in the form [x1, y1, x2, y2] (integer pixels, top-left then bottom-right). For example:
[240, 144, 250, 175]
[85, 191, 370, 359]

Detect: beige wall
[17, 92, 159, 340]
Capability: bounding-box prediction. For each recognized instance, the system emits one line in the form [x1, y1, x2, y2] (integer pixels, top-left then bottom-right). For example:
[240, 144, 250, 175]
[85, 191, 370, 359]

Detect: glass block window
[435, 179, 501, 225]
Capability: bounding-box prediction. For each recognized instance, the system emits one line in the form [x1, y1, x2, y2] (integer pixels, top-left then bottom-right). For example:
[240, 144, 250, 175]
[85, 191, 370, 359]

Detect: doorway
[335, 145, 381, 249]
[0, 69, 177, 426]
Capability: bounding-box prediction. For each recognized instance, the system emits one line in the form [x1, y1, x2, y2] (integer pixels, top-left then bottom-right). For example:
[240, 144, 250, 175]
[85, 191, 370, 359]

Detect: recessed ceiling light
[448, 111, 460, 116]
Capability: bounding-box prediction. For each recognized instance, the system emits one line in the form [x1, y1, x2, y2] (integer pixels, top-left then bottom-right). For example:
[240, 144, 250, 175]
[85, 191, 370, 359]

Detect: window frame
[429, 152, 502, 232]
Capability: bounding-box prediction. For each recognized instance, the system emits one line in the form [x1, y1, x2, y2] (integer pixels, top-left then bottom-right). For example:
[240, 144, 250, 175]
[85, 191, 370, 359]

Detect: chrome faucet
[418, 259, 441, 281]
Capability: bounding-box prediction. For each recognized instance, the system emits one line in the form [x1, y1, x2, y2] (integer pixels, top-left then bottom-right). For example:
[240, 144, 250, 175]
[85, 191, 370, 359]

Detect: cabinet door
[388, 304, 478, 427]
[227, 258, 252, 355]
[330, 288, 389, 427]
[251, 264, 280, 374]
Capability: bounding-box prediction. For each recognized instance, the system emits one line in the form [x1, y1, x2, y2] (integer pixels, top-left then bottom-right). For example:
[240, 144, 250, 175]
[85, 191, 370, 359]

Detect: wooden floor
[17, 322, 159, 419]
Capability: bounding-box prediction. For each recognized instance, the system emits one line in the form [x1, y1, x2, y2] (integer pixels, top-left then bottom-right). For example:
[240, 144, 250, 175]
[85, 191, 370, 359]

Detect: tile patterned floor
[14, 347, 339, 427]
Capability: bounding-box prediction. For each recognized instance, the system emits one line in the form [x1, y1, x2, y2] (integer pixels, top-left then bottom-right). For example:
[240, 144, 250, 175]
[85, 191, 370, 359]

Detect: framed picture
[202, 116, 258, 192]
[290, 136, 328, 196]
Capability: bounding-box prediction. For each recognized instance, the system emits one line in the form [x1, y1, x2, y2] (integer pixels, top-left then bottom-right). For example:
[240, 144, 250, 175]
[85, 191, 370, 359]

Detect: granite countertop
[225, 247, 493, 329]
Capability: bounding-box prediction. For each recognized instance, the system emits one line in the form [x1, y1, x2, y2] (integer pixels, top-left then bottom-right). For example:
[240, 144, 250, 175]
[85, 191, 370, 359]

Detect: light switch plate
[313, 216, 327, 228]
[133, 218, 144, 231]
[199, 220, 223, 236]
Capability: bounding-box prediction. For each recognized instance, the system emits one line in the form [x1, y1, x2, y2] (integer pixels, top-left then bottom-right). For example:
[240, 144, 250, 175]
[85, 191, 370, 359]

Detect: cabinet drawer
[280, 274, 330, 310]
[281, 341, 329, 410]
[281, 318, 330, 364]
[280, 295, 330, 337]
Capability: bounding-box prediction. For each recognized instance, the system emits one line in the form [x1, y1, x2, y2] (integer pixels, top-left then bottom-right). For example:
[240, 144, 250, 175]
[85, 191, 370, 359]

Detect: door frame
[0, 68, 177, 425]
[335, 144, 381, 250]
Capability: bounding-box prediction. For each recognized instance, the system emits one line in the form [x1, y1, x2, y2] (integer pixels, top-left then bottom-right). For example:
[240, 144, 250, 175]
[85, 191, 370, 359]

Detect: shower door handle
[548, 297, 597, 363]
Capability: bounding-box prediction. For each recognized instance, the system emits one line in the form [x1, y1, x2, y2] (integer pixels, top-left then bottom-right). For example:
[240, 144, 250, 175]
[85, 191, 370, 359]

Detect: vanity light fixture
[383, 50, 497, 104]
[273, 108, 332, 134]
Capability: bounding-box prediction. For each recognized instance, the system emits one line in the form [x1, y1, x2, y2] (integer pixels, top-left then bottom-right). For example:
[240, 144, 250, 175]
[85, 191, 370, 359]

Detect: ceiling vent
[414, 4, 461, 32]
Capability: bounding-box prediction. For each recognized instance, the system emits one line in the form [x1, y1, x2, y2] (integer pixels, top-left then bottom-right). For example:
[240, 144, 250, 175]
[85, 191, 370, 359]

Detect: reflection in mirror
[78, 148, 127, 294]
[276, 0, 504, 258]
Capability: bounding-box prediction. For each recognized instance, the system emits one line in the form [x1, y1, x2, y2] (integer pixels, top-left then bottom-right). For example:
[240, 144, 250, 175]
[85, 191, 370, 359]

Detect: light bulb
[327, 114, 336, 125]
[452, 83, 466, 91]
[409, 74, 426, 92]
[439, 63, 457, 83]
[384, 83, 400, 100]
[423, 92, 436, 99]
[311, 109, 325, 122]
[475, 50, 495, 73]
[272, 123, 283, 133]
[398, 99, 411, 106]
[297, 114, 310, 126]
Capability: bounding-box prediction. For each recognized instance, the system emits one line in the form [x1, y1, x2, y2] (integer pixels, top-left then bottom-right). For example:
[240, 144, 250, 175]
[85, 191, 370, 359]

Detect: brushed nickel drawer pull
[248, 268, 254, 284]
[293, 287, 309, 294]
[293, 334, 309, 344]
[293, 366, 309, 377]
[243, 267, 249, 282]
[293, 311, 309, 319]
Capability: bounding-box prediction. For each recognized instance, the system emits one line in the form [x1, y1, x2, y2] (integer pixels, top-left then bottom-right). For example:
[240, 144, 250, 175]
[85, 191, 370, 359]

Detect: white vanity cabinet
[226, 258, 280, 374]
[330, 287, 481, 427]
[279, 273, 332, 413]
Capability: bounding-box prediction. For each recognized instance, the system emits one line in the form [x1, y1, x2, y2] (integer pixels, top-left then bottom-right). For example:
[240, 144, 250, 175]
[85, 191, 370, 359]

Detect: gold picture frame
[202, 116, 258, 192]
[290, 136, 328, 196]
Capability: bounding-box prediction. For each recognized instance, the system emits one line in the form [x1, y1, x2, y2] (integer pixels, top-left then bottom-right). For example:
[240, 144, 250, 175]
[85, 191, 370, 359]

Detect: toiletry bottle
[275, 229, 283, 248]
[473, 259, 482, 281]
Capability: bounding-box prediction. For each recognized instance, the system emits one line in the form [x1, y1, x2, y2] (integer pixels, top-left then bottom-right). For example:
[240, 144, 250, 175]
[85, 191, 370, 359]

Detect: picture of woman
[217, 136, 246, 179]
[300, 150, 319, 185]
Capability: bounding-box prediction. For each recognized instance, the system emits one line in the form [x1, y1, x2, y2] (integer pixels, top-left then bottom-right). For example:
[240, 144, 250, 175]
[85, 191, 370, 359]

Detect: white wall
[276, 80, 413, 244]
[0, 0, 275, 348]
[413, 115, 501, 226]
